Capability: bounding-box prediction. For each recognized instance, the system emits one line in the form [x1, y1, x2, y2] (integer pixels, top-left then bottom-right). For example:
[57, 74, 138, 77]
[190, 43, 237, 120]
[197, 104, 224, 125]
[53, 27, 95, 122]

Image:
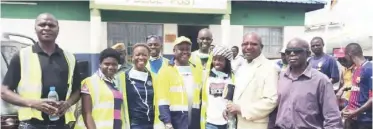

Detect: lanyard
[128, 74, 151, 121]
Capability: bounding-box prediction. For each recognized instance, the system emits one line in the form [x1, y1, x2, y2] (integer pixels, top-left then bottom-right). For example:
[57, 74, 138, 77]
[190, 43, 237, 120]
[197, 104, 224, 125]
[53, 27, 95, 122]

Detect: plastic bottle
[227, 110, 237, 129]
[48, 86, 59, 121]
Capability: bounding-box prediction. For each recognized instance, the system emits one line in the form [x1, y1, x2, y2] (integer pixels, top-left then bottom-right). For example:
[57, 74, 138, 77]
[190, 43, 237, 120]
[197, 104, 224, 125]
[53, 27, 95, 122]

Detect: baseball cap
[174, 36, 192, 46]
[111, 43, 126, 50]
[333, 48, 345, 58]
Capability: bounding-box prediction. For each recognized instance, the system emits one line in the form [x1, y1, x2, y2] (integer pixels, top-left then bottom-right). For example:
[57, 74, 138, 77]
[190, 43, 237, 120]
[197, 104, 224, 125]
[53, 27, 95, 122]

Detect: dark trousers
[18, 121, 69, 129]
[344, 119, 372, 129]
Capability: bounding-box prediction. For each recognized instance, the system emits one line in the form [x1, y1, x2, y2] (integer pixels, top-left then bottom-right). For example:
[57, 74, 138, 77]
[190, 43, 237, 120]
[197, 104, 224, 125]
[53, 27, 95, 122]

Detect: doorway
[177, 25, 208, 52]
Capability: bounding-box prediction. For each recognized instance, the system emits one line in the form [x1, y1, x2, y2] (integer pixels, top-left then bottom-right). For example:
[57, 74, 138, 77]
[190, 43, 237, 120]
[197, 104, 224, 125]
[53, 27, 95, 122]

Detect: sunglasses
[285, 48, 307, 55]
[146, 35, 160, 40]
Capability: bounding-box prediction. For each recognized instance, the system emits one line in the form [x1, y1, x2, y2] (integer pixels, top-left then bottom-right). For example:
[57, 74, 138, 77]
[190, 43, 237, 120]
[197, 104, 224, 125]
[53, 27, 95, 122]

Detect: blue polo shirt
[357, 61, 372, 123]
[309, 54, 340, 82]
[149, 58, 163, 74]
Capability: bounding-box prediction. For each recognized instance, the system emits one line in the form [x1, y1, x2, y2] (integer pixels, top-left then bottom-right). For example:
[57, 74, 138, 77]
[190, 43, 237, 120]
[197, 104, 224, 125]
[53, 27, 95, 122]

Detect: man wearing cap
[336, 48, 355, 110]
[275, 47, 288, 73]
[145, 35, 169, 75]
[112, 43, 132, 72]
[157, 36, 203, 129]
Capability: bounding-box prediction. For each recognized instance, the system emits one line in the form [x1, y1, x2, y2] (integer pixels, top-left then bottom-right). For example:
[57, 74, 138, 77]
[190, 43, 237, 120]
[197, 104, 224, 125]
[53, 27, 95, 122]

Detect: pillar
[221, 14, 230, 46]
[90, 8, 102, 72]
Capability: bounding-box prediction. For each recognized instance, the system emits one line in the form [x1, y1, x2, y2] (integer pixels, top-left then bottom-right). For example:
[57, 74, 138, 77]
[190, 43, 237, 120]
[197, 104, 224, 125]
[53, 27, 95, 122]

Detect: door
[177, 25, 208, 52]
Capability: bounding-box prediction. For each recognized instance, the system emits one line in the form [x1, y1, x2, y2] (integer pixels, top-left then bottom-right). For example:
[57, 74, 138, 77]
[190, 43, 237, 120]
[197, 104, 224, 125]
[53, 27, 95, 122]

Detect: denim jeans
[206, 122, 227, 129]
[18, 121, 68, 129]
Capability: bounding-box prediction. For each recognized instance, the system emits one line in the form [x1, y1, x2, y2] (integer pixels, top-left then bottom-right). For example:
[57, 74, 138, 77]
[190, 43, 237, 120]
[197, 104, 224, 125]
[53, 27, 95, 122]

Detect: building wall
[1, 1, 308, 72]
[305, 0, 373, 55]
[1, 1, 97, 71]
[231, 3, 305, 26]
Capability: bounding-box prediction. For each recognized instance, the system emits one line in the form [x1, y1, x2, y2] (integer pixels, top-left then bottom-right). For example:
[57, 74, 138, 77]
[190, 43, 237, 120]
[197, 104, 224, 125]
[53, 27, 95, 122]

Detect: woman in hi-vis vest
[121, 43, 163, 129]
[74, 48, 126, 129]
[200, 46, 235, 129]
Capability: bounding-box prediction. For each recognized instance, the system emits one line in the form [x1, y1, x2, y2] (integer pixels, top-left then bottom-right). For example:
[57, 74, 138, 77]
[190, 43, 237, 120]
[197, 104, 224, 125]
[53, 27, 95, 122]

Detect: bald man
[191, 28, 213, 70]
[225, 33, 278, 129]
[276, 38, 342, 129]
[1, 13, 82, 129]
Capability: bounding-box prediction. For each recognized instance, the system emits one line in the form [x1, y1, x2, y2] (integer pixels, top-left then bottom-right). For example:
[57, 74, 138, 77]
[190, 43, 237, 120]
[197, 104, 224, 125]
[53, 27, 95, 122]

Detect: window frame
[243, 26, 284, 59]
[107, 22, 164, 57]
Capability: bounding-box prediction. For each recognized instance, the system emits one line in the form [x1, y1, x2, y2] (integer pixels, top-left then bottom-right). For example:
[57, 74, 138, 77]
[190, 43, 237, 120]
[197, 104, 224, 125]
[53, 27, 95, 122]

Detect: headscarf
[211, 45, 233, 61]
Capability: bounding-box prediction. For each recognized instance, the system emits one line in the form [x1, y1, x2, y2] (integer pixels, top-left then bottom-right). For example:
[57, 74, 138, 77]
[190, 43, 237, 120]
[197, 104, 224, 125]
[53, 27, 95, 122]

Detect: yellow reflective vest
[190, 52, 213, 71]
[17, 46, 76, 124]
[75, 71, 163, 129]
[75, 73, 127, 129]
[156, 59, 203, 128]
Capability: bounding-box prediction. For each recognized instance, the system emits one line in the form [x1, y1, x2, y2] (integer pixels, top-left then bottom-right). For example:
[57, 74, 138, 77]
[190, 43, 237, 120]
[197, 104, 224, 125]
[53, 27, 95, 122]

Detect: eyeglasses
[146, 35, 160, 40]
[285, 48, 307, 55]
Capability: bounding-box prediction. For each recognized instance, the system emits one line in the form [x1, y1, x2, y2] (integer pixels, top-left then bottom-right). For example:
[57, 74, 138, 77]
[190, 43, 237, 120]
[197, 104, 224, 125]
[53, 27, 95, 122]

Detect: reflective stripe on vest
[157, 61, 203, 127]
[75, 74, 122, 129]
[17, 46, 76, 123]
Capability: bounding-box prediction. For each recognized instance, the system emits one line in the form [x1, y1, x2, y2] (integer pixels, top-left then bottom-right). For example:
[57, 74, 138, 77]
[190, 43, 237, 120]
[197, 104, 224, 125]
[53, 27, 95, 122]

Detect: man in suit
[225, 33, 278, 129]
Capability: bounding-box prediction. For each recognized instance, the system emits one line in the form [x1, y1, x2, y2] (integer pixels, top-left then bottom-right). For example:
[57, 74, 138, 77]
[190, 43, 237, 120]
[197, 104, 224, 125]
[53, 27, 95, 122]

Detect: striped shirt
[347, 61, 372, 122]
[81, 70, 123, 129]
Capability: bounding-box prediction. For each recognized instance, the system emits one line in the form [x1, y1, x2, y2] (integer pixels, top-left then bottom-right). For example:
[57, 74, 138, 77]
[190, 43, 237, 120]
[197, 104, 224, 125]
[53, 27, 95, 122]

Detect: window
[107, 23, 163, 56]
[243, 27, 283, 58]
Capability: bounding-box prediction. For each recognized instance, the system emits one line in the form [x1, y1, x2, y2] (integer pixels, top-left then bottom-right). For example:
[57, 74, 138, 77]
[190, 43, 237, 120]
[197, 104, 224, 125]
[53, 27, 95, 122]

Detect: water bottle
[227, 113, 237, 129]
[48, 86, 59, 121]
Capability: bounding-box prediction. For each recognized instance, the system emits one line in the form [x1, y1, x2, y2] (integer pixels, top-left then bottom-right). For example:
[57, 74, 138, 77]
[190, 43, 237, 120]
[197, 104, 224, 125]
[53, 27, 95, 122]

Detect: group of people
[1, 13, 371, 129]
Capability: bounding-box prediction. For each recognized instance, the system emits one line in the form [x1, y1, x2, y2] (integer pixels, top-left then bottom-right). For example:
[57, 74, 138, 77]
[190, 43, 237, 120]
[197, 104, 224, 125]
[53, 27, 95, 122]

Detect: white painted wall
[209, 25, 222, 46]
[163, 23, 178, 55]
[305, 0, 373, 55]
[1, 18, 95, 54]
[230, 25, 244, 55]
[283, 26, 305, 47]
